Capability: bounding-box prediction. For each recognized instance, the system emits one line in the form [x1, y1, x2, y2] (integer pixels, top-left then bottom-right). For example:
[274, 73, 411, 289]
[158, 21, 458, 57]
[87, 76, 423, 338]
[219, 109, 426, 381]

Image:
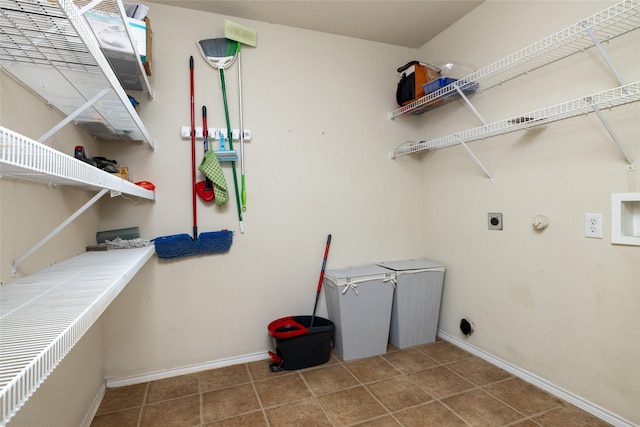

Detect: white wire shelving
[0, 246, 155, 427]
[391, 82, 640, 159]
[0, 126, 155, 275]
[389, 0, 640, 119]
[0, 126, 154, 197]
[0, 0, 154, 145]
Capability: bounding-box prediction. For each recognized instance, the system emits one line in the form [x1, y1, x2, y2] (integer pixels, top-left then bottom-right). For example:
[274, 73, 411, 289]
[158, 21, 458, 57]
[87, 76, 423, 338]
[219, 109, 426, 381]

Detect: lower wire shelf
[0, 246, 155, 426]
[391, 82, 640, 159]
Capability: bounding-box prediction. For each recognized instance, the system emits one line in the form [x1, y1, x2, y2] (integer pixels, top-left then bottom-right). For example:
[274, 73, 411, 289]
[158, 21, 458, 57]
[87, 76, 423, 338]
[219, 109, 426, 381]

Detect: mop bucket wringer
[267, 315, 334, 372]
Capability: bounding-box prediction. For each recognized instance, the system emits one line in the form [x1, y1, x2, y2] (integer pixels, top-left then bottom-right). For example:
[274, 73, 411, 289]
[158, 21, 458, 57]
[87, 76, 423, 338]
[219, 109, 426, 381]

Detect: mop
[197, 37, 244, 233]
[225, 20, 257, 212]
[153, 57, 233, 259]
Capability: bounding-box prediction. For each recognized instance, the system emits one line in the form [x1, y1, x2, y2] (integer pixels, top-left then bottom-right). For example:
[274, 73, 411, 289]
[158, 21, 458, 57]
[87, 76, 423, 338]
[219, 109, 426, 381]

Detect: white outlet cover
[585, 213, 603, 239]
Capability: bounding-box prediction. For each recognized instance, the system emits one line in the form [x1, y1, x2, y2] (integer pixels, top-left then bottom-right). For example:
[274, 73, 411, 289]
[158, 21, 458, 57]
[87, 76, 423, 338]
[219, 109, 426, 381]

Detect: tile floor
[90, 340, 612, 427]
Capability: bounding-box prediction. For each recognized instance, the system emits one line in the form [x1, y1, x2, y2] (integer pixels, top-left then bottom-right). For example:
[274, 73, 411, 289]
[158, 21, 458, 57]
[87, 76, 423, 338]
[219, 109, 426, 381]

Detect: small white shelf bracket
[458, 136, 493, 182]
[455, 86, 489, 126]
[589, 101, 635, 170]
[38, 87, 111, 143]
[582, 22, 627, 88]
[11, 188, 110, 276]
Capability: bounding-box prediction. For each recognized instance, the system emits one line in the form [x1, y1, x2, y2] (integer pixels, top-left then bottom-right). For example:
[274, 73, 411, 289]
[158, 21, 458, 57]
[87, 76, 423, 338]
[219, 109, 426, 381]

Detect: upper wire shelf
[389, 0, 640, 119]
[0, 0, 154, 145]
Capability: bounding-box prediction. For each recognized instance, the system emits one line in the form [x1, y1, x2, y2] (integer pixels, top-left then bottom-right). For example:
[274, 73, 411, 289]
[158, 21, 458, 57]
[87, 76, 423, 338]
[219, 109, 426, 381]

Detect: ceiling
[142, 1, 483, 48]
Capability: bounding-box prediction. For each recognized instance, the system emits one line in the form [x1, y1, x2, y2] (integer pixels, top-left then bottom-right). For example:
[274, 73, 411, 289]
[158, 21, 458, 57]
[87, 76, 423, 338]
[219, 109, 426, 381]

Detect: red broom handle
[316, 234, 332, 293]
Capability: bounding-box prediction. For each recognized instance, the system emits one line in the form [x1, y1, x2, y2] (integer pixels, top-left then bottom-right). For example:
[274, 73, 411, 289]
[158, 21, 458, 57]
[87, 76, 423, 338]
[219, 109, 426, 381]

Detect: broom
[225, 20, 257, 213]
[153, 56, 233, 259]
[197, 38, 244, 233]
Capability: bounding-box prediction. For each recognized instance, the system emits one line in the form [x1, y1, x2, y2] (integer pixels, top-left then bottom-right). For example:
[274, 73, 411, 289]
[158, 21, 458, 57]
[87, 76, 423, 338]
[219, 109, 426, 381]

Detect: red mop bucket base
[268, 315, 334, 372]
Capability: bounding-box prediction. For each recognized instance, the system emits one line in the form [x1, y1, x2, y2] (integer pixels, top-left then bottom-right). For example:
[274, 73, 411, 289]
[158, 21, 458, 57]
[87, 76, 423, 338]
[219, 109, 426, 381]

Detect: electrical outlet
[585, 213, 603, 238]
[488, 213, 503, 230]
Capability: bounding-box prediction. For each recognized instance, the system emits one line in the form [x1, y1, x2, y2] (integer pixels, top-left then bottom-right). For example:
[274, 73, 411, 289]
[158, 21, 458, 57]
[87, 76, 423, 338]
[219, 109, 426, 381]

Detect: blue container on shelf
[422, 77, 478, 95]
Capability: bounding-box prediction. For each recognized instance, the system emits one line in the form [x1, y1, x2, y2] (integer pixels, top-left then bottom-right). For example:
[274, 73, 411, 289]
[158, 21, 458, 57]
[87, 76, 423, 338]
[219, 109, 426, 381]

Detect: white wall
[417, 1, 640, 424]
[97, 4, 423, 377]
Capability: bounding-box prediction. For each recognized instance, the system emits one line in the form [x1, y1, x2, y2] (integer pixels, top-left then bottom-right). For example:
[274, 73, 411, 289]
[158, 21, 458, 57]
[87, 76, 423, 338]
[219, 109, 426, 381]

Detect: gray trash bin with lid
[376, 259, 445, 348]
[323, 264, 394, 360]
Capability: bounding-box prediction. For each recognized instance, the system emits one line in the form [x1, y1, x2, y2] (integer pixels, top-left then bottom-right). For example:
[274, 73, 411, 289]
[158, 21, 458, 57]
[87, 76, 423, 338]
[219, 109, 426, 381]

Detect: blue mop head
[153, 230, 233, 259]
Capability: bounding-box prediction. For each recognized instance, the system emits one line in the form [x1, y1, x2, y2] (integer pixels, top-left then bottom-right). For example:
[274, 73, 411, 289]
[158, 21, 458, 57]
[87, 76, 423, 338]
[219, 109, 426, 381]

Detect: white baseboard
[105, 351, 270, 388]
[437, 330, 638, 427]
[81, 383, 106, 427]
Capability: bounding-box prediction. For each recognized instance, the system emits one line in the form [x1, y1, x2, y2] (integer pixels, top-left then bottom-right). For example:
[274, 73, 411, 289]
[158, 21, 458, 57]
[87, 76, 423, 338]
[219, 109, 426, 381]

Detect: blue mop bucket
[153, 230, 233, 259]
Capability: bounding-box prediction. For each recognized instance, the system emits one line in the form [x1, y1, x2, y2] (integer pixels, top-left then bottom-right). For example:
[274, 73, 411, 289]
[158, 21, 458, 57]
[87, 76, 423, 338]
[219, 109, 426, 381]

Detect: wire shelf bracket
[390, 82, 640, 169]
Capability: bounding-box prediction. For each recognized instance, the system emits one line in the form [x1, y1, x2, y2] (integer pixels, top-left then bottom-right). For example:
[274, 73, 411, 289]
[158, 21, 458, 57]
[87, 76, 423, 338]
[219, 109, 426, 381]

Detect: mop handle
[316, 234, 332, 293]
[190, 56, 197, 240]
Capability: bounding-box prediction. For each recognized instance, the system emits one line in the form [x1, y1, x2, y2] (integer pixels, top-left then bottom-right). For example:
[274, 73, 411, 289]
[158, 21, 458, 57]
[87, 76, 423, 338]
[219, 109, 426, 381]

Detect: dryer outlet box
[488, 213, 503, 230]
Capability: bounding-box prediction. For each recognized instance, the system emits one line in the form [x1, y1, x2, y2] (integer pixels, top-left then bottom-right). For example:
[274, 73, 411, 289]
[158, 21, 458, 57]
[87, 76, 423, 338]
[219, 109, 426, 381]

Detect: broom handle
[190, 56, 197, 240]
[220, 68, 244, 233]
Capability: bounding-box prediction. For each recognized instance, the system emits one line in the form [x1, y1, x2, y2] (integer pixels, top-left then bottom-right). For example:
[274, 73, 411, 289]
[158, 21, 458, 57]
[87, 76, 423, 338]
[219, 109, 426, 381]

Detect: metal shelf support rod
[455, 86, 488, 126]
[591, 104, 634, 168]
[37, 88, 111, 143]
[458, 137, 493, 182]
[11, 188, 110, 277]
[582, 22, 627, 88]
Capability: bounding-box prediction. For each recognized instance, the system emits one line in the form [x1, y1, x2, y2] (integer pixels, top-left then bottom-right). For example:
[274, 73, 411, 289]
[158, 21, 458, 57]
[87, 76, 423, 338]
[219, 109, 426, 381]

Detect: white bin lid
[376, 259, 445, 272]
[324, 264, 392, 287]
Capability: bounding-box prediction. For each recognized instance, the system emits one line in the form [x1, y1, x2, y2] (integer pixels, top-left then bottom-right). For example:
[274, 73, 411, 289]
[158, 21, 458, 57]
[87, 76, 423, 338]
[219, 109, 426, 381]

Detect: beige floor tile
[416, 340, 472, 364]
[510, 420, 544, 426]
[442, 388, 524, 426]
[140, 394, 201, 427]
[200, 364, 251, 392]
[394, 401, 468, 427]
[264, 397, 332, 426]
[533, 404, 613, 426]
[253, 372, 312, 407]
[317, 385, 387, 426]
[202, 383, 261, 423]
[352, 414, 402, 426]
[301, 363, 359, 395]
[95, 383, 147, 415]
[343, 356, 401, 383]
[407, 365, 475, 398]
[382, 348, 439, 373]
[145, 373, 199, 403]
[483, 377, 563, 416]
[447, 356, 512, 386]
[367, 375, 432, 412]
[247, 358, 288, 381]
[90, 407, 141, 427]
[204, 410, 267, 426]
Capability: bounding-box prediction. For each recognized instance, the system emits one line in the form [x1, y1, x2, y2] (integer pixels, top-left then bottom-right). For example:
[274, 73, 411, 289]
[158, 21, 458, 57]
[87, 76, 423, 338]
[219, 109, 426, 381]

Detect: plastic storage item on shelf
[323, 264, 395, 360]
[423, 78, 478, 96]
[267, 315, 335, 371]
[377, 259, 445, 349]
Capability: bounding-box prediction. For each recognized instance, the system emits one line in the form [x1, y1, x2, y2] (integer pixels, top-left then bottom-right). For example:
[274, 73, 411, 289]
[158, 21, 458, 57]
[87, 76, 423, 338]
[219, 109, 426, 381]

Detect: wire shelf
[0, 247, 155, 426]
[0, 126, 154, 199]
[391, 82, 640, 158]
[0, 0, 154, 144]
[390, 0, 640, 118]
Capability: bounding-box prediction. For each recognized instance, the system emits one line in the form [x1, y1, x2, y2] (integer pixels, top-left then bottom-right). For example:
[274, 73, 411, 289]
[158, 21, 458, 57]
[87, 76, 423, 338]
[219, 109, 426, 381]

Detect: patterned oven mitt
[198, 150, 229, 205]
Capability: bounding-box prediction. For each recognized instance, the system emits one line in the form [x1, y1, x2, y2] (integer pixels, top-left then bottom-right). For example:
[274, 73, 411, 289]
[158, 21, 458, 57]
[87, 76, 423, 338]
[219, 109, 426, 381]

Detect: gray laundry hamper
[323, 265, 395, 361]
[376, 259, 445, 348]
